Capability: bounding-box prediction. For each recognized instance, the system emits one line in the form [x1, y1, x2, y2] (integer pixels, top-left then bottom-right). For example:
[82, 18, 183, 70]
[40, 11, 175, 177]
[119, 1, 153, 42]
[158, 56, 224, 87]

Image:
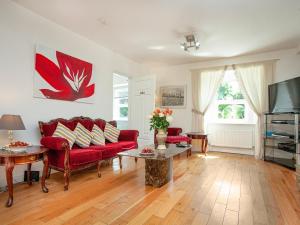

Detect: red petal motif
[35, 54, 71, 91]
[36, 51, 95, 102]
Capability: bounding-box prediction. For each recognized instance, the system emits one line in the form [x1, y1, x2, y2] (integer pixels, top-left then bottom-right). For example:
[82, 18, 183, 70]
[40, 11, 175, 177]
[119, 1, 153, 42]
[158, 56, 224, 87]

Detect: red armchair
[39, 116, 139, 190]
[154, 127, 192, 145]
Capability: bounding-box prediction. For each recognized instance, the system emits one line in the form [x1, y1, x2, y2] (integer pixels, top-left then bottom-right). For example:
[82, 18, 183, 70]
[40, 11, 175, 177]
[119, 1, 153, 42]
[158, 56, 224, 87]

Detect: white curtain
[234, 61, 275, 159]
[191, 67, 225, 132]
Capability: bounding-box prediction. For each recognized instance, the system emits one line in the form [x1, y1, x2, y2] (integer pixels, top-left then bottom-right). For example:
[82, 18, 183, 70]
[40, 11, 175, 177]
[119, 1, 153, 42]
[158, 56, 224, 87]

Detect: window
[207, 70, 256, 124]
[113, 74, 128, 121]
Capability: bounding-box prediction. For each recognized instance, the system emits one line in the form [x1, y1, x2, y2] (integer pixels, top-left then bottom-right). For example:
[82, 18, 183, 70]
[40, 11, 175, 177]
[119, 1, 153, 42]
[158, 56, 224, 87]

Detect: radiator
[208, 124, 254, 149]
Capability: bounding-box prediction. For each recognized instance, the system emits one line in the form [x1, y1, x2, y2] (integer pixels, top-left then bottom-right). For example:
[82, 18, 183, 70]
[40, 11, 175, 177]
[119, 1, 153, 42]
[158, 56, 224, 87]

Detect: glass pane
[120, 107, 128, 118]
[217, 82, 244, 100]
[217, 71, 244, 100]
[119, 98, 128, 104]
[218, 104, 245, 119]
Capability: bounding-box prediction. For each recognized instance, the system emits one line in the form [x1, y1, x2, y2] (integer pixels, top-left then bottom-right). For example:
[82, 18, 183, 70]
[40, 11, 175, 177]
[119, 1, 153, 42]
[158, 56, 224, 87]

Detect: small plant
[149, 108, 173, 131]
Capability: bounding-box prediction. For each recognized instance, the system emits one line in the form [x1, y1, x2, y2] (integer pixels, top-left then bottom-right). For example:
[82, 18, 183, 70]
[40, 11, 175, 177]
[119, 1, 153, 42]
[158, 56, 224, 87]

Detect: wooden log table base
[118, 144, 191, 188]
[145, 158, 173, 187]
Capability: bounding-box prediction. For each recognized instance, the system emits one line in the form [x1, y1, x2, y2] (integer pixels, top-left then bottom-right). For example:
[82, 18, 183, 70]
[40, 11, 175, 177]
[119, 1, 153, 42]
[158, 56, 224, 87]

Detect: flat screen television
[269, 76, 300, 113]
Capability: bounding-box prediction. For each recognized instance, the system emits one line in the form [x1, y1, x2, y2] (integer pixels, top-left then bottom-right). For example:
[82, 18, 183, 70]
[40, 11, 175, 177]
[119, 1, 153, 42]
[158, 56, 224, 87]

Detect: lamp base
[8, 130, 14, 145]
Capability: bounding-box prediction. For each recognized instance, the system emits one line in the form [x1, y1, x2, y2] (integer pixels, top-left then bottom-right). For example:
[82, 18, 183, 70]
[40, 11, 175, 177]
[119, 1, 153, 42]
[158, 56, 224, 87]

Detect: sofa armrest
[40, 136, 69, 151]
[167, 127, 183, 136]
[118, 130, 139, 142]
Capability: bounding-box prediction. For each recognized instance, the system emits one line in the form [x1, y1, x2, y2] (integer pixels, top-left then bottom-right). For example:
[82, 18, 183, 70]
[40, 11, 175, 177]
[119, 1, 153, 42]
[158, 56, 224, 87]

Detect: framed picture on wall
[34, 44, 95, 104]
[160, 85, 186, 108]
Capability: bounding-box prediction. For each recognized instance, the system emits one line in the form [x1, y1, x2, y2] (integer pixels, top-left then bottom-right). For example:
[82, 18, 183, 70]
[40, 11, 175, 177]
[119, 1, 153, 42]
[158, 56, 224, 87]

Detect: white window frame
[206, 70, 256, 125]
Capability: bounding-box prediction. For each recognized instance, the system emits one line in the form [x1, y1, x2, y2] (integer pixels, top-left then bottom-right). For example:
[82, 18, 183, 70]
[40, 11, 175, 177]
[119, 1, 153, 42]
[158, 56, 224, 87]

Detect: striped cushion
[104, 123, 120, 143]
[74, 123, 92, 148]
[52, 122, 77, 148]
[91, 125, 105, 146]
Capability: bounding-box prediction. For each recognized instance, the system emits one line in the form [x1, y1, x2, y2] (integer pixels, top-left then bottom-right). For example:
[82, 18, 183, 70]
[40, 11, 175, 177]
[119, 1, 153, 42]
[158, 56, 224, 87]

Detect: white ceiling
[13, 0, 300, 66]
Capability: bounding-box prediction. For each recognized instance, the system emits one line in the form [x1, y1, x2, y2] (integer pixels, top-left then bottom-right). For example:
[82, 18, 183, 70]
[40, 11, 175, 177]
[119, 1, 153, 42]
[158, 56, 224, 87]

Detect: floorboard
[0, 152, 299, 225]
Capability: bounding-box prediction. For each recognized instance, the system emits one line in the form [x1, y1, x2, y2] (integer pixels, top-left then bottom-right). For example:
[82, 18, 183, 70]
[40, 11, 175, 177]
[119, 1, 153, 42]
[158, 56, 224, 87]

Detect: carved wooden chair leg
[118, 155, 122, 169]
[64, 169, 70, 191]
[97, 160, 105, 178]
[47, 168, 51, 179]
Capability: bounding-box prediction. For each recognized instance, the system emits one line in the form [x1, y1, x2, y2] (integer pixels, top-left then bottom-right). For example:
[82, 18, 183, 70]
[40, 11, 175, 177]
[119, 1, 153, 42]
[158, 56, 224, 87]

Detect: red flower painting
[35, 49, 95, 102]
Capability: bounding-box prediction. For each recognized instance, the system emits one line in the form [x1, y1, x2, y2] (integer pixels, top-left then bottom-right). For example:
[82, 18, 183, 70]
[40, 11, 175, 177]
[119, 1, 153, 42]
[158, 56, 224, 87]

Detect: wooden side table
[186, 132, 208, 155]
[0, 146, 49, 207]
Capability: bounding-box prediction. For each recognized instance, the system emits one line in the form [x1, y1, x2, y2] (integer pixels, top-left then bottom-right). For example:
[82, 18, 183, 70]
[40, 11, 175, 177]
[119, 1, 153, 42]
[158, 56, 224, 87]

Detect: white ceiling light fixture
[180, 34, 200, 52]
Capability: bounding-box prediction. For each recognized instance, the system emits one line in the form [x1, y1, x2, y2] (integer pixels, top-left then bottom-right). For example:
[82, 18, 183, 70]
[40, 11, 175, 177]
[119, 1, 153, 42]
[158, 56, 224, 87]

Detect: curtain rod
[190, 58, 279, 73]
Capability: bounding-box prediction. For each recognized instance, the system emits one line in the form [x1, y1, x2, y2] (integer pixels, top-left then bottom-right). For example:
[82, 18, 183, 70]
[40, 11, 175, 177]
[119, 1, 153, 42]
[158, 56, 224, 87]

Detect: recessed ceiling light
[148, 46, 165, 50]
[97, 17, 107, 26]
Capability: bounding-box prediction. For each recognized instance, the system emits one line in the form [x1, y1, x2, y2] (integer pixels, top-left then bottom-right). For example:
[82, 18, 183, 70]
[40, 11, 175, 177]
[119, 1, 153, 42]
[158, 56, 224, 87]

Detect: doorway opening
[113, 73, 129, 129]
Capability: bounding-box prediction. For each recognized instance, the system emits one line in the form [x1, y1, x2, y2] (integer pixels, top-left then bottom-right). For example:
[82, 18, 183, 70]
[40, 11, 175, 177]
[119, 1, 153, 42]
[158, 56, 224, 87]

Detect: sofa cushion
[72, 119, 94, 131]
[104, 123, 120, 143]
[91, 124, 105, 146]
[52, 122, 77, 147]
[74, 123, 92, 148]
[94, 119, 106, 131]
[69, 148, 102, 167]
[166, 136, 191, 144]
[88, 143, 122, 159]
[41, 120, 76, 137]
[118, 141, 137, 150]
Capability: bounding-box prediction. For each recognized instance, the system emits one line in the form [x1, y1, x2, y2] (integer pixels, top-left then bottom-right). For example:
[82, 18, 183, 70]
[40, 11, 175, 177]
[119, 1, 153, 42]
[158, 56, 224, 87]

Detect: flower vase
[156, 129, 167, 151]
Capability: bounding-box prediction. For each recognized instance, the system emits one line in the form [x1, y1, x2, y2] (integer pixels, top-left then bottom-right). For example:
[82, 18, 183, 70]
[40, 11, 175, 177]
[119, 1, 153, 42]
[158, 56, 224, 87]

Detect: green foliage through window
[217, 83, 244, 100]
[218, 104, 245, 119]
[120, 107, 128, 118]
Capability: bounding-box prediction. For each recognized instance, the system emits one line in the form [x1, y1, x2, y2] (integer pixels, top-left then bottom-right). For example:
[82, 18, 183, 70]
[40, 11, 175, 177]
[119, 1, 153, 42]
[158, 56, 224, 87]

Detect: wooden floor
[0, 152, 299, 225]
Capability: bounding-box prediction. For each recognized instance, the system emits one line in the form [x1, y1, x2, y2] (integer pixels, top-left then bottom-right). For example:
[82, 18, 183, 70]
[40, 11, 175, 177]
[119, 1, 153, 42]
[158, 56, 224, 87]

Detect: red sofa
[39, 116, 139, 190]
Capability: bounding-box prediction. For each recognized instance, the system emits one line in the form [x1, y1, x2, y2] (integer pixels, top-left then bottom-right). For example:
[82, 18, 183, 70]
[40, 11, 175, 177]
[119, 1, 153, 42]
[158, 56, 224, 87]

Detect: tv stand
[264, 112, 300, 190]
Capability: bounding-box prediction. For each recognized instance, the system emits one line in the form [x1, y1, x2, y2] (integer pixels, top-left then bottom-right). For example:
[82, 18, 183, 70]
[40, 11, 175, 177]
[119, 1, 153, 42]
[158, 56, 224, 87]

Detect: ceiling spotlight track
[180, 34, 200, 52]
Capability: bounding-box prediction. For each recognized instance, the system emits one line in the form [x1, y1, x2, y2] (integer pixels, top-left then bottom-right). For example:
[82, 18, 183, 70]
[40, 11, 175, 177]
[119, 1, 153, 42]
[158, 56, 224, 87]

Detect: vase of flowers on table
[149, 108, 173, 151]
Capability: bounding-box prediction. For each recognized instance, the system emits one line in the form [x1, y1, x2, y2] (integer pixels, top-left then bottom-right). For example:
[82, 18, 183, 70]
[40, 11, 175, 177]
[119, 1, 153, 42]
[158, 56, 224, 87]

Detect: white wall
[0, 1, 149, 187]
[153, 48, 300, 133]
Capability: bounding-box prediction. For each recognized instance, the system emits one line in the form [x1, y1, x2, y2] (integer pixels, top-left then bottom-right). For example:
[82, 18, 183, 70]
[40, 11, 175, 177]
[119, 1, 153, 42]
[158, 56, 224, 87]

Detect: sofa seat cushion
[47, 148, 102, 170]
[166, 136, 191, 144]
[87, 143, 122, 159]
[118, 141, 137, 150]
[70, 149, 102, 167]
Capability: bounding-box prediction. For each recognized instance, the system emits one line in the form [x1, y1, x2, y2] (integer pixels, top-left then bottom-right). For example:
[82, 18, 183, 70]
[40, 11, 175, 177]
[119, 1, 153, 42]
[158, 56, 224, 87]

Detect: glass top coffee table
[117, 144, 192, 187]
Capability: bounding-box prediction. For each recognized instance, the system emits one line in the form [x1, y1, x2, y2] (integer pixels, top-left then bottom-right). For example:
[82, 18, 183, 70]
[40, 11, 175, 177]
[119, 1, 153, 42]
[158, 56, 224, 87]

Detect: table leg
[201, 138, 205, 153]
[5, 158, 15, 207]
[204, 138, 208, 155]
[41, 153, 49, 193]
[135, 157, 138, 163]
[118, 155, 122, 169]
[27, 163, 32, 185]
[97, 160, 105, 178]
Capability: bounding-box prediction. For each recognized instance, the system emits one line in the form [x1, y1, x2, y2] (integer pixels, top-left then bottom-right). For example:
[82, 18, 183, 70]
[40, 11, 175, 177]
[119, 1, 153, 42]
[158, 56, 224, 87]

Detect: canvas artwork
[160, 86, 186, 108]
[34, 45, 95, 103]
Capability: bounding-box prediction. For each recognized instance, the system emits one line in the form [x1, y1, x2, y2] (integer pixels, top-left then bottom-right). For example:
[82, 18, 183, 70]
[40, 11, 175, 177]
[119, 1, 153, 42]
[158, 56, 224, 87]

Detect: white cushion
[74, 123, 92, 148]
[104, 123, 120, 143]
[52, 122, 77, 148]
[91, 124, 105, 146]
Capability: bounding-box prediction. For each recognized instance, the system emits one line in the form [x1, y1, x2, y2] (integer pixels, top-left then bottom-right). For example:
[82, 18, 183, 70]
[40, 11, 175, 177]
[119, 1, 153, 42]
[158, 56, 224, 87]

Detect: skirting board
[208, 145, 254, 156]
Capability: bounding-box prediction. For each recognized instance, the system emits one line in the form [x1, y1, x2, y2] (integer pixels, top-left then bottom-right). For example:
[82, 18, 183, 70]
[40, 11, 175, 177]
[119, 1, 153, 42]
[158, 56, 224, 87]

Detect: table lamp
[0, 114, 26, 144]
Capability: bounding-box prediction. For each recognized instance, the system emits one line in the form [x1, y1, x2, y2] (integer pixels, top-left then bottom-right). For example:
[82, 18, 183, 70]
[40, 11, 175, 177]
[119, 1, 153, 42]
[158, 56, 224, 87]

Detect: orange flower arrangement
[149, 108, 173, 131]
